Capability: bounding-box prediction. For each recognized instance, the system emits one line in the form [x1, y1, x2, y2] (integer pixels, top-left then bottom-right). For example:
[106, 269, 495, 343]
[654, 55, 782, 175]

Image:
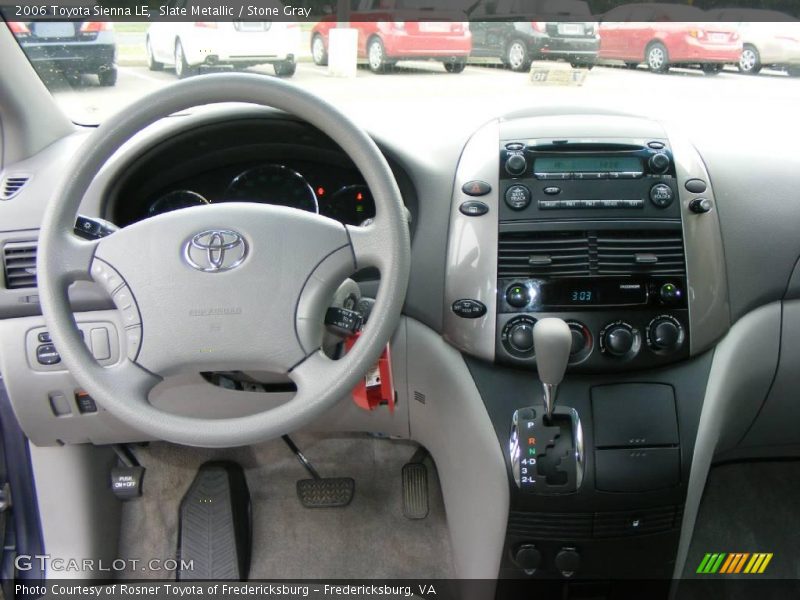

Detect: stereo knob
[600, 322, 639, 358]
[554, 548, 581, 578]
[649, 152, 670, 174]
[647, 316, 684, 353]
[506, 283, 530, 308]
[506, 154, 527, 177]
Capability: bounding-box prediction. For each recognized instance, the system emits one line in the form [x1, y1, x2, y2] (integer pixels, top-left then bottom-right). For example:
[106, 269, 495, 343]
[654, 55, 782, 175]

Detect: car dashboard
[2, 104, 800, 587]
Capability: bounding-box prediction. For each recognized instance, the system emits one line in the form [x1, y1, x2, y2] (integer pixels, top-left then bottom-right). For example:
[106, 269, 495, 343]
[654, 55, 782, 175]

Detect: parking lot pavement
[52, 61, 800, 139]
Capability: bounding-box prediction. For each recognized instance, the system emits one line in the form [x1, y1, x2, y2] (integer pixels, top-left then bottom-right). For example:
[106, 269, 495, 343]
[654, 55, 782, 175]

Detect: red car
[311, 0, 472, 74]
[598, 3, 741, 74]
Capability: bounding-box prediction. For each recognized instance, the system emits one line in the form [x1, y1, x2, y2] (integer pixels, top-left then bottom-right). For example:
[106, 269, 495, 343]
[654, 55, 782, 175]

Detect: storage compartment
[592, 383, 679, 448]
[595, 447, 680, 492]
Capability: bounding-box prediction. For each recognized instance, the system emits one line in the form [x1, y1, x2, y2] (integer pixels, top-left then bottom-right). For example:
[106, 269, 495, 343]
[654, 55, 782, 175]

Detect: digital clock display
[534, 156, 642, 173]
[568, 289, 594, 303]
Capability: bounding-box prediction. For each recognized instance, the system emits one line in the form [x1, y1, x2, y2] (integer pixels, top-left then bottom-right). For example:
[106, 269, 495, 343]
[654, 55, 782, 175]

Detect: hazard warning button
[461, 180, 492, 197]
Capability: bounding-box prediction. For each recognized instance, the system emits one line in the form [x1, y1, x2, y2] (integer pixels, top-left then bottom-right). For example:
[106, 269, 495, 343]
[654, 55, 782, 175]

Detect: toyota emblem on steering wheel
[184, 229, 248, 272]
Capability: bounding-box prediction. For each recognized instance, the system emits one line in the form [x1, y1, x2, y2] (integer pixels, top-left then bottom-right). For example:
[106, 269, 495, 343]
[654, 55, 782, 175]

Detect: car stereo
[498, 138, 680, 220]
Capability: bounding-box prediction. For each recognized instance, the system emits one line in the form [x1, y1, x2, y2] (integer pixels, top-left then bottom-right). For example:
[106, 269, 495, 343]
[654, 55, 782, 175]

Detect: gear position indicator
[511, 406, 584, 494]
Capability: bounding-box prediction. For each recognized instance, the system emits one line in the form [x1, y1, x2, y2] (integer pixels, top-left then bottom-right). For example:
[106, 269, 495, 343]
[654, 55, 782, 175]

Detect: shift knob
[533, 318, 572, 419]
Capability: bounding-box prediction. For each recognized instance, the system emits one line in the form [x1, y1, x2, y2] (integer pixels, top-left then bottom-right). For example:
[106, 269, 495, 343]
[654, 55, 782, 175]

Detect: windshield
[5, 6, 800, 132]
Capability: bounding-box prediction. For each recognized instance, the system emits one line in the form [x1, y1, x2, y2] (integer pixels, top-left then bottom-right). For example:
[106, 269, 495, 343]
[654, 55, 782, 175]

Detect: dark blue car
[9, 21, 117, 85]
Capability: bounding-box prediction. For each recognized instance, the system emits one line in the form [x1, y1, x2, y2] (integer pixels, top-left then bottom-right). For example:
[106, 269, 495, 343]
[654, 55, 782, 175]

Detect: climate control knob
[506, 154, 527, 176]
[647, 315, 684, 353]
[502, 316, 537, 357]
[600, 321, 640, 359]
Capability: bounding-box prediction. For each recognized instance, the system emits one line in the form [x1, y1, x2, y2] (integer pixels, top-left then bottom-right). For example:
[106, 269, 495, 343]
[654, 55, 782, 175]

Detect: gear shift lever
[533, 318, 572, 421]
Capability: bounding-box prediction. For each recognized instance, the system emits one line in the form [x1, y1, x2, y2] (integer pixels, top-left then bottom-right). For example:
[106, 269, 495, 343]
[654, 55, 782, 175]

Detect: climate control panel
[497, 310, 688, 371]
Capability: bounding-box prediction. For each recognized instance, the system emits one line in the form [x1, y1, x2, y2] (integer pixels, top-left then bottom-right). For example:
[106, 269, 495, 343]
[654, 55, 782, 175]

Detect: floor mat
[683, 460, 800, 580]
[116, 434, 455, 579]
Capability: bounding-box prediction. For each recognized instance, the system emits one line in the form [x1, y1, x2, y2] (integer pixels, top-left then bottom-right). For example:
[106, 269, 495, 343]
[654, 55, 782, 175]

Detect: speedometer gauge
[226, 164, 318, 213]
[324, 185, 376, 225]
[147, 190, 208, 216]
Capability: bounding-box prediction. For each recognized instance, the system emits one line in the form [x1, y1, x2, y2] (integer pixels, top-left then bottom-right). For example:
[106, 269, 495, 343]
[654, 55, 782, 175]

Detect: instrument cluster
[129, 160, 376, 227]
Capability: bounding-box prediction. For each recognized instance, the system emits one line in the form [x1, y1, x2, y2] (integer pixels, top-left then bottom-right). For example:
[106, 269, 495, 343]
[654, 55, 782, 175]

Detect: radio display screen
[534, 156, 642, 173]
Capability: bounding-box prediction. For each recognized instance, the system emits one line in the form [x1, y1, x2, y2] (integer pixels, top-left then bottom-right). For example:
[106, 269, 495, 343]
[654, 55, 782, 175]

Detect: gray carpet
[116, 434, 455, 579]
[683, 460, 800, 579]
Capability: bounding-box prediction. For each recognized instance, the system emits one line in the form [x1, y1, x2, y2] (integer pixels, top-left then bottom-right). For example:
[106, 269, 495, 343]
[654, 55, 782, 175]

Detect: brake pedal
[283, 435, 355, 508]
[177, 462, 251, 580]
[402, 448, 430, 520]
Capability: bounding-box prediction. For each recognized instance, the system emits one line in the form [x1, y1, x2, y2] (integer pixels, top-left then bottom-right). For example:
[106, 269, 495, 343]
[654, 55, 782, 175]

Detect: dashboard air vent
[507, 511, 593, 540]
[3, 241, 38, 289]
[499, 228, 686, 278]
[498, 231, 590, 277]
[596, 230, 685, 276]
[0, 174, 31, 200]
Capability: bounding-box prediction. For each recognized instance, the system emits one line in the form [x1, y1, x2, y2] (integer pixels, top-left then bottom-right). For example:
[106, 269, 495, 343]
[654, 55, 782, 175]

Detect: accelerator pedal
[177, 462, 251, 580]
[402, 447, 430, 520]
[283, 435, 354, 508]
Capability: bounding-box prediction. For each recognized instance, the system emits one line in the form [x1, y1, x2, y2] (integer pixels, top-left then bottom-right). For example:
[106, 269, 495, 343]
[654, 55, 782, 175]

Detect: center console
[444, 114, 730, 587]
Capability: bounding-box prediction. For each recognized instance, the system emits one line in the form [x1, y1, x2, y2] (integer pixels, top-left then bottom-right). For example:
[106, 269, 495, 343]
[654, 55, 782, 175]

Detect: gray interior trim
[28, 443, 121, 579]
[665, 124, 731, 354]
[673, 302, 781, 578]
[443, 119, 500, 362]
[406, 318, 507, 591]
[0, 25, 75, 167]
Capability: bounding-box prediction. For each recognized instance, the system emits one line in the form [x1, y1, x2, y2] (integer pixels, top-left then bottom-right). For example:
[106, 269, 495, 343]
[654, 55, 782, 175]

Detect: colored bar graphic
[758, 553, 773, 573]
[699, 552, 773, 575]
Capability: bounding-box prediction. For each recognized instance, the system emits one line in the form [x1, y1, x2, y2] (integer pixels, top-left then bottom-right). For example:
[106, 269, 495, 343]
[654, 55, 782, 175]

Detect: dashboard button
[689, 198, 713, 214]
[648, 141, 666, 150]
[543, 186, 561, 195]
[113, 286, 141, 327]
[685, 179, 707, 193]
[505, 284, 530, 308]
[505, 185, 531, 210]
[459, 200, 489, 216]
[452, 299, 487, 319]
[125, 325, 142, 361]
[505, 154, 527, 176]
[535, 172, 572, 180]
[505, 142, 524, 151]
[461, 180, 491, 197]
[649, 183, 674, 208]
[36, 343, 61, 366]
[37, 331, 52, 343]
[538, 200, 562, 209]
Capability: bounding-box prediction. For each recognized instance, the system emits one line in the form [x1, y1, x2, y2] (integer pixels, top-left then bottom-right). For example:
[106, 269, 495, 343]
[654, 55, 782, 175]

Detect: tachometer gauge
[147, 190, 209, 217]
[226, 164, 318, 213]
[324, 184, 376, 225]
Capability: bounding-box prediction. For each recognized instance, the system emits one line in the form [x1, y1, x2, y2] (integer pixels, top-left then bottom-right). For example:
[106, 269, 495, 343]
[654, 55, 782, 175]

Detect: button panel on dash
[539, 199, 644, 210]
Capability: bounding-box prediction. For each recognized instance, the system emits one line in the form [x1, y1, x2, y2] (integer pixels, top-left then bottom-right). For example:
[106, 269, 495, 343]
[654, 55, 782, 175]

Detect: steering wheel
[37, 74, 411, 448]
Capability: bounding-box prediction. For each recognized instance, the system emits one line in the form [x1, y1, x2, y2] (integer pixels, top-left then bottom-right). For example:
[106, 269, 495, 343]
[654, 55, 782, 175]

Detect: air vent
[498, 228, 685, 278]
[0, 174, 31, 200]
[3, 241, 37, 289]
[596, 230, 685, 276]
[507, 511, 593, 540]
[498, 231, 591, 277]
